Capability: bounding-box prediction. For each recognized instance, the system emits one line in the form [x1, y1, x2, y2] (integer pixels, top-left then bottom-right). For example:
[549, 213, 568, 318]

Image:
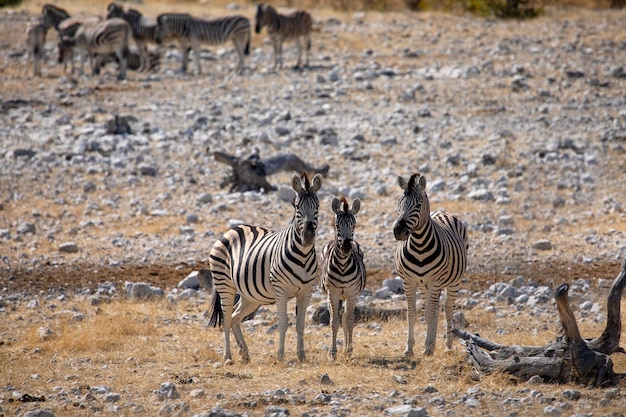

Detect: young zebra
[393, 173, 468, 356]
[58, 18, 131, 80]
[321, 196, 366, 360]
[254, 4, 312, 70]
[40, 4, 70, 31]
[56, 16, 103, 74]
[106, 3, 158, 72]
[25, 19, 47, 77]
[155, 13, 250, 75]
[208, 173, 322, 364]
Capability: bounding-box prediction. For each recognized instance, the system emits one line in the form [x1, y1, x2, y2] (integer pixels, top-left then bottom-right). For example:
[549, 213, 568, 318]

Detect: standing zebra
[56, 16, 103, 74]
[106, 3, 158, 72]
[208, 173, 322, 364]
[321, 196, 366, 360]
[58, 18, 131, 80]
[393, 173, 468, 356]
[25, 19, 47, 77]
[254, 4, 312, 70]
[155, 13, 250, 75]
[41, 4, 70, 31]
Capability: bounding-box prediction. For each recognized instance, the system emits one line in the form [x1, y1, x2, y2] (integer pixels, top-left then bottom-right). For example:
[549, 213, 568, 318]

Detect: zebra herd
[25, 3, 314, 78]
[206, 172, 468, 364]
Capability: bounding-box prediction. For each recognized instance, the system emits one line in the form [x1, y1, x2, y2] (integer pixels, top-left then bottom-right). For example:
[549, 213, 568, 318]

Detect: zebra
[208, 172, 322, 364]
[320, 196, 366, 360]
[106, 3, 158, 72]
[41, 4, 71, 31]
[254, 4, 312, 70]
[58, 18, 131, 80]
[154, 13, 250, 75]
[25, 19, 47, 77]
[56, 16, 103, 74]
[393, 173, 468, 356]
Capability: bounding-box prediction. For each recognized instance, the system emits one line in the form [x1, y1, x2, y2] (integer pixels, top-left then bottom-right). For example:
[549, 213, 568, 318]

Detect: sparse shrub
[404, 0, 423, 10]
[0, 0, 24, 8]
[466, 0, 543, 18]
[611, 0, 625, 7]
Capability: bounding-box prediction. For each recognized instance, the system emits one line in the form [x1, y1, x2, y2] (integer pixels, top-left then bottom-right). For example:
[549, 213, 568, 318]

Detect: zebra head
[331, 196, 360, 255]
[106, 3, 124, 19]
[255, 4, 274, 34]
[291, 172, 322, 247]
[393, 173, 430, 241]
[41, 4, 70, 31]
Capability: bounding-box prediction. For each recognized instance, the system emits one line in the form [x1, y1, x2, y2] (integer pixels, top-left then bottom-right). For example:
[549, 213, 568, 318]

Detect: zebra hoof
[403, 349, 414, 358]
[224, 358, 234, 366]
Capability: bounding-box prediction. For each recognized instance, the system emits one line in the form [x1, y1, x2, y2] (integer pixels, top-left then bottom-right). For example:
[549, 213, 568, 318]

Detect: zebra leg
[343, 294, 357, 358]
[328, 292, 341, 360]
[218, 289, 236, 364]
[402, 280, 418, 357]
[275, 295, 289, 362]
[295, 291, 312, 362]
[304, 34, 311, 68]
[271, 39, 280, 71]
[231, 298, 258, 363]
[179, 40, 189, 73]
[277, 41, 284, 70]
[233, 39, 245, 75]
[191, 40, 202, 75]
[294, 38, 302, 70]
[424, 287, 441, 356]
[443, 285, 459, 351]
[117, 45, 128, 80]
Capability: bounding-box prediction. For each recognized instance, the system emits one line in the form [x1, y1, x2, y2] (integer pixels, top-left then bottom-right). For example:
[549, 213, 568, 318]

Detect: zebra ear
[351, 198, 361, 215]
[418, 175, 427, 191]
[397, 176, 408, 190]
[291, 173, 303, 193]
[311, 173, 322, 192]
[331, 197, 341, 214]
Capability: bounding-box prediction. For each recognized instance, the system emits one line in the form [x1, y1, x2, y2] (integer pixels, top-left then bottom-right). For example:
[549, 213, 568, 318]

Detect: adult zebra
[320, 196, 366, 360]
[154, 13, 250, 75]
[393, 173, 468, 356]
[106, 3, 157, 72]
[254, 4, 312, 70]
[58, 18, 131, 80]
[41, 3, 70, 31]
[208, 173, 322, 364]
[25, 19, 47, 77]
[56, 16, 103, 74]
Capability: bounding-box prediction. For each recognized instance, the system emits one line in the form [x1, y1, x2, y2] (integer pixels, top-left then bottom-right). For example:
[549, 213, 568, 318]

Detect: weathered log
[213, 150, 329, 193]
[455, 258, 626, 384]
[555, 283, 614, 387]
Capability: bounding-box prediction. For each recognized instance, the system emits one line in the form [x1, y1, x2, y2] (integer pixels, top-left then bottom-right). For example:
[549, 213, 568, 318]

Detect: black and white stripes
[25, 19, 47, 77]
[155, 13, 250, 74]
[255, 4, 312, 70]
[321, 196, 366, 360]
[208, 173, 322, 364]
[393, 173, 468, 356]
[106, 3, 157, 72]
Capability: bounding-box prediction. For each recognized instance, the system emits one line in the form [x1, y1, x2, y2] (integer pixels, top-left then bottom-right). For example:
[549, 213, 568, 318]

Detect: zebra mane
[301, 172, 310, 189]
[339, 195, 348, 213]
[407, 173, 421, 189]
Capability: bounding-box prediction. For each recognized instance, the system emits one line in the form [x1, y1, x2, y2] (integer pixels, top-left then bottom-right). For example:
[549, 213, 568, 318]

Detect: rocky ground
[1, 1, 626, 416]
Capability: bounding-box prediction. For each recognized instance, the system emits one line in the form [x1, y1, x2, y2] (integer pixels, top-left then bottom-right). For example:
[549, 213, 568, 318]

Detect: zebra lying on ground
[321, 196, 366, 360]
[56, 16, 103, 74]
[106, 2, 158, 72]
[155, 13, 250, 75]
[393, 173, 468, 356]
[58, 18, 131, 80]
[208, 173, 322, 364]
[254, 3, 312, 70]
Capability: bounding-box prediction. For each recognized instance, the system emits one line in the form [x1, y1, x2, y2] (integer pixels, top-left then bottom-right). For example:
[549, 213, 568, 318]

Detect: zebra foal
[208, 173, 322, 364]
[106, 3, 158, 72]
[41, 3, 70, 32]
[155, 13, 250, 75]
[321, 196, 366, 360]
[58, 18, 131, 80]
[25, 19, 47, 77]
[56, 16, 103, 74]
[255, 4, 312, 70]
[393, 173, 468, 356]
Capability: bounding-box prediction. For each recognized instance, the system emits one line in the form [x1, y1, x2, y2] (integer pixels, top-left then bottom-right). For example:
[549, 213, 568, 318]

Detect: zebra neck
[286, 225, 315, 256]
[409, 216, 434, 245]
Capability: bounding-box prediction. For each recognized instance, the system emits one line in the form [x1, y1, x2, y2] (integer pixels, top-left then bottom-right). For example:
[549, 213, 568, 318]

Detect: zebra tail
[244, 39, 250, 56]
[208, 290, 224, 328]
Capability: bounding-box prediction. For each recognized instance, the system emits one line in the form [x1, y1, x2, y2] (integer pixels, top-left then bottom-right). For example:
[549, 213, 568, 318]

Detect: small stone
[532, 240, 552, 251]
[59, 242, 79, 253]
[320, 373, 333, 385]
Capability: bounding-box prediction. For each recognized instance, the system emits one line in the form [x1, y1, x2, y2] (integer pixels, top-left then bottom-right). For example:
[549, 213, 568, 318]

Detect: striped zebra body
[56, 16, 103, 74]
[208, 173, 322, 364]
[255, 4, 312, 70]
[321, 197, 366, 360]
[155, 13, 250, 75]
[60, 18, 131, 80]
[41, 4, 70, 31]
[393, 174, 468, 356]
[26, 20, 47, 77]
[107, 3, 158, 72]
